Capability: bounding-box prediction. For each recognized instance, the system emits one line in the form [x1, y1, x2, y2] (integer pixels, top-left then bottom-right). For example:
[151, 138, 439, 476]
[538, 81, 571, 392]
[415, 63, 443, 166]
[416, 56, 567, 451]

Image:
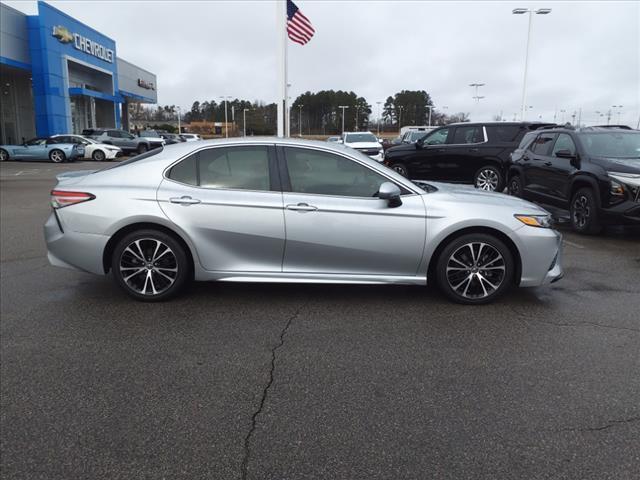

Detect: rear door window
[452, 126, 484, 144]
[531, 133, 557, 156]
[198, 146, 271, 191]
[486, 125, 522, 143]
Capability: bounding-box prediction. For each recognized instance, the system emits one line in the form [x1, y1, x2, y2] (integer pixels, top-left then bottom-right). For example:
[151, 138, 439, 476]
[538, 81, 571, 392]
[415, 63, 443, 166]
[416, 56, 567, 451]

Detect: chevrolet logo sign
[52, 25, 73, 43]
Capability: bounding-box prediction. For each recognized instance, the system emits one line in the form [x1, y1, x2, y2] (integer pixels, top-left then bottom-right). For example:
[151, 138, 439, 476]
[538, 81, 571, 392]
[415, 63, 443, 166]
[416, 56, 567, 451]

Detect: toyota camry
[44, 138, 563, 304]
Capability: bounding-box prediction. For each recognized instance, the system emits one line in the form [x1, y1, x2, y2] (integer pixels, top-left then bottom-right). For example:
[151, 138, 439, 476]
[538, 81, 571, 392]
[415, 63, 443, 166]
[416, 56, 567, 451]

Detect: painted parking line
[563, 239, 585, 249]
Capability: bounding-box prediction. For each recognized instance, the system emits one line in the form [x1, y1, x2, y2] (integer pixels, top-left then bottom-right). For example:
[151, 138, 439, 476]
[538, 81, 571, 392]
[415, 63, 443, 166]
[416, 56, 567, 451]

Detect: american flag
[287, 0, 315, 45]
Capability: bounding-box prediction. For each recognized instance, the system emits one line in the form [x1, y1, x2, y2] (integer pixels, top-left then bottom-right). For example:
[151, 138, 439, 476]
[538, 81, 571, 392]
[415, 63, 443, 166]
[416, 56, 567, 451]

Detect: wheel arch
[427, 226, 522, 286]
[102, 221, 195, 276]
[569, 174, 602, 207]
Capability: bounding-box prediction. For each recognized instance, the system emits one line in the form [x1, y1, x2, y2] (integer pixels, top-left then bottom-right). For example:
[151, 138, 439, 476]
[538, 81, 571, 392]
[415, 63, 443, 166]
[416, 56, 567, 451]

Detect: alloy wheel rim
[510, 179, 520, 195]
[0, 150, 7, 161]
[446, 242, 506, 299]
[476, 169, 499, 191]
[572, 195, 590, 228]
[119, 238, 178, 295]
[95, 151, 105, 161]
[51, 151, 63, 163]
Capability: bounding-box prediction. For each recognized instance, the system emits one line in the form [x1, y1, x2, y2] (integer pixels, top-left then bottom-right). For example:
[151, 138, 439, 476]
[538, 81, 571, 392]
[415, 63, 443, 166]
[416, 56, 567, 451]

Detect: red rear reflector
[51, 190, 95, 209]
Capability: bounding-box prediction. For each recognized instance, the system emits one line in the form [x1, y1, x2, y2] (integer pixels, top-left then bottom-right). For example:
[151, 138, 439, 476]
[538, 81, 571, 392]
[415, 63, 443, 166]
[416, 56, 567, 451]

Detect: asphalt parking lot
[1, 160, 639, 480]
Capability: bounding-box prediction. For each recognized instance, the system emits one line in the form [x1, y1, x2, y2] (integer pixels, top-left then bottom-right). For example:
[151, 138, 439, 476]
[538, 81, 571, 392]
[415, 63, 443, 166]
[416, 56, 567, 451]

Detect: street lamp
[398, 105, 404, 132]
[338, 105, 349, 134]
[513, 7, 552, 121]
[298, 104, 304, 137]
[219, 95, 232, 137]
[376, 101, 383, 135]
[176, 106, 181, 134]
[612, 105, 623, 124]
[469, 83, 485, 103]
[243, 108, 250, 136]
[426, 105, 436, 127]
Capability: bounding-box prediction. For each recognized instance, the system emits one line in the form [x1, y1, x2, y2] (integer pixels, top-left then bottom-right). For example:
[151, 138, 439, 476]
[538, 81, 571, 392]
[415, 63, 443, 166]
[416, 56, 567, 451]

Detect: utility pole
[298, 104, 304, 137]
[176, 106, 181, 134]
[426, 105, 436, 127]
[398, 105, 404, 132]
[219, 95, 231, 138]
[339, 105, 349, 134]
[376, 101, 382, 135]
[243, 108, 249, 136]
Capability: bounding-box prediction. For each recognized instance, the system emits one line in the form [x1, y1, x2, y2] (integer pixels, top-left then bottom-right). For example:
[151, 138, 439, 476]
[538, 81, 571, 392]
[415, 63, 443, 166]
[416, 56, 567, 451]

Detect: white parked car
[50, 134, 122, 161]
[341, 131, 384, 162]
[179, 133, 202, 142]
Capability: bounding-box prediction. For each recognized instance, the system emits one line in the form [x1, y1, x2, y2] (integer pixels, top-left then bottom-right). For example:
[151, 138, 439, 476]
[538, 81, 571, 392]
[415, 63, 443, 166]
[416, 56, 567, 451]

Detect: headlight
[105, 147, 120, 151]
[610, 179, 625, 197]
[514, 214, 553, 228]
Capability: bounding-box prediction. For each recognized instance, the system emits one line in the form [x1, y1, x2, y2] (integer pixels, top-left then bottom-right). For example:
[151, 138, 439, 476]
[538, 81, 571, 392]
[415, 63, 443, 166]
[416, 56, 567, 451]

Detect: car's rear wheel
[570, 187, 602, 235]
[474, 166, 503, 192]
[49, 149, 66, 163]
[111, 230, 190, 301]
[137, 143, 148, 154]
[435, 233, 514, 305]
[508, 174, 523, 197]
[391, 163, 409, 177]
[92, 149, 106, 161]
[0, 149, 8, 162]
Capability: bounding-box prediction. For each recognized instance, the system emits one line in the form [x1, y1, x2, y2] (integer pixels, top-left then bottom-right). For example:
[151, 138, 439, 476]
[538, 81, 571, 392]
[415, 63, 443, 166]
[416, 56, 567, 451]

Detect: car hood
[590, 156, 640, 175]
[423, 182, 549, 213]
[345, 141, 382, 149]
[385, 143, 416, 155]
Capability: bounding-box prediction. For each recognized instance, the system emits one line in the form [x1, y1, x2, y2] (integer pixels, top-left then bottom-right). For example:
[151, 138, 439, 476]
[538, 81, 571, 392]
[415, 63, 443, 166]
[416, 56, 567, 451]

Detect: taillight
[51, 190, 95, 209]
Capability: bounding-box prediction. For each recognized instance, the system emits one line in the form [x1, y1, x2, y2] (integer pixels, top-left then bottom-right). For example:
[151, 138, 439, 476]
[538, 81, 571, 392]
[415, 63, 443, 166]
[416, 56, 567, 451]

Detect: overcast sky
[5, 0, 640, 125]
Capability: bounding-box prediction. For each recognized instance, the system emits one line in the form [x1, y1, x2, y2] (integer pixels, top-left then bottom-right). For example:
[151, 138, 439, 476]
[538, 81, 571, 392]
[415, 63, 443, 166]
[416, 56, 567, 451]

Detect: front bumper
[515, 227, 564, 287]
[599, 201, 640, 225]
[44, 212, 109, 275]
[368, 152, 384, 163]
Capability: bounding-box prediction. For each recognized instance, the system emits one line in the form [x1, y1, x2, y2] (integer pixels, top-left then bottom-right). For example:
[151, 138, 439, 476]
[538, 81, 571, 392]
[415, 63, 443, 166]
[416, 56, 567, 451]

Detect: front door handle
[170, 196, 201, 205]
[544, 161, 552, 166]
[436, 148, 446, 153]
[286, 202, 318, 212]
[468, 148, 479, 152]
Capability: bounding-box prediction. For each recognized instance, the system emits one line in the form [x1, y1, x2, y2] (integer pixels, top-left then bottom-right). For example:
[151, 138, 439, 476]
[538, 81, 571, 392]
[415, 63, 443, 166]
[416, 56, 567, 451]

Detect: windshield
[408, 131, 426, 142]
[579, 132, 640, 159]
[345, 133, 378, 143]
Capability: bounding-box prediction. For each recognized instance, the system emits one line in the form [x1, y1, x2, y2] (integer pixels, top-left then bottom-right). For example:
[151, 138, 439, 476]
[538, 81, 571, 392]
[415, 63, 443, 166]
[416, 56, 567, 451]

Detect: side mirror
[415, 138, 424, 149]
[555, 149, 575, 159]
[377, 181, 402, 208]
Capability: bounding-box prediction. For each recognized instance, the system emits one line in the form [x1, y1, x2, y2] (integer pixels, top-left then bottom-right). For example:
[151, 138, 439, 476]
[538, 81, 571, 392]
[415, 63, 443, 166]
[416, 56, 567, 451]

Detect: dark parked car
[383, 122, 554, 191]
[508, 126, 640, 234]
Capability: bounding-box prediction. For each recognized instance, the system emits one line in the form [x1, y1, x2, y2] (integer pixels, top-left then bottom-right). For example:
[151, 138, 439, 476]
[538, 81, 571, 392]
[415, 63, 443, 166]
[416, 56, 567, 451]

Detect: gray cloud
[5, 0, 639, 125]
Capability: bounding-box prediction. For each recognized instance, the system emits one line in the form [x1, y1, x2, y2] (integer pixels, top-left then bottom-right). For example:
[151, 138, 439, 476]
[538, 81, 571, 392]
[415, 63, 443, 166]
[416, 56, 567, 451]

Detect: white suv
[341, 131, 384, 162]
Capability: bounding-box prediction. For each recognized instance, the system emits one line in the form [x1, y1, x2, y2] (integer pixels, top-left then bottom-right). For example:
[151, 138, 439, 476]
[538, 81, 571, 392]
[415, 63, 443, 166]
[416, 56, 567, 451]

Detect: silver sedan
[44, 138, 563, 304]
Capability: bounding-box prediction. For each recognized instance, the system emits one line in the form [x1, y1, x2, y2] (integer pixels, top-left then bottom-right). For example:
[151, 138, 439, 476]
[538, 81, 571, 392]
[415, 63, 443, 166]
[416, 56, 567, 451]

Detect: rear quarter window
[486, 125, 522, 143]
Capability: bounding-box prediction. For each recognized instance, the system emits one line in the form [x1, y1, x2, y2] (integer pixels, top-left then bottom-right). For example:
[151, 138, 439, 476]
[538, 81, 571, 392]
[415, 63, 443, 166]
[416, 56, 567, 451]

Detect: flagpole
[277, 0, 287, 138]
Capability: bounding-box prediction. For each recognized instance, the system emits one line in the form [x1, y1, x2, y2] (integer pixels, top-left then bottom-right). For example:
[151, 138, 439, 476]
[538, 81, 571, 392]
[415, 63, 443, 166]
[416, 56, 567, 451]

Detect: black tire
[390, 163, 409, 178]
[508, 174, 523, 198]
[0, 148, 8, 162]
[570, 187, 602, 235]
[92, 149, 106, 161]
[49, 149, 66, 163]
[474, 166, 504, 192]
[111, 229, 191, 302]
[137, 143, 149, 154]
[435, 233, 514, 305]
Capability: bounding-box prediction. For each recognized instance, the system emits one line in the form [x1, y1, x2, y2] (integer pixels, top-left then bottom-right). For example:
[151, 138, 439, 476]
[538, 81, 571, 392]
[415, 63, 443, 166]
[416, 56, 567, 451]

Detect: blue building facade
[0, 1, 157, 143]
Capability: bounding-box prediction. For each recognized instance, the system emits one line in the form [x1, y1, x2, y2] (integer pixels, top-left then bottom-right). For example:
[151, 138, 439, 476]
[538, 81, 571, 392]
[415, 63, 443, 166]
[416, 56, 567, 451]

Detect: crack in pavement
[240, 304, 304, 480]
[508, 306, 640, 333]
[557, 416, 640, 433]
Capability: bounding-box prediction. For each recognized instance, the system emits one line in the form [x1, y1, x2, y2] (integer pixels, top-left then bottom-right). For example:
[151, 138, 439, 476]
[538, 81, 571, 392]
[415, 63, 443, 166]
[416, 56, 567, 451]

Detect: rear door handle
[170, 196, 201, 205]
[468, 148, 479, 152]
[544, 161, 552, 166]
[436, 148, 446, 153]
[286, 202, 318, 212]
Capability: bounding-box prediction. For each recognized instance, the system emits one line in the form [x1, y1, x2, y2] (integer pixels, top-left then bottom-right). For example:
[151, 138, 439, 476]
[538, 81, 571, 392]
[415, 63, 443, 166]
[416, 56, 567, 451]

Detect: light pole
[219, 96, 232, 137]
[560, 109, 566, 123]
[243, 108, 249, 136]
[513, 7, 552, 121]
[426, 105, 436, 127]
[398, 105, 404, 132]
[376, 101, 382, 135]
[176, 106, 181, 134]
[298, 104, 304, 137]
[612, 105, 623, 124]
[338, 105, 349, 134]
[354, 106, 359, 132]
[469, 83, 485, 103]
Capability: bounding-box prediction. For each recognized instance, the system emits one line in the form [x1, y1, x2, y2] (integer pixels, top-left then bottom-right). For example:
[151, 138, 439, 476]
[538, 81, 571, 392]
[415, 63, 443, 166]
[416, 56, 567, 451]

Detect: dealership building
[0, 1, 157, 144]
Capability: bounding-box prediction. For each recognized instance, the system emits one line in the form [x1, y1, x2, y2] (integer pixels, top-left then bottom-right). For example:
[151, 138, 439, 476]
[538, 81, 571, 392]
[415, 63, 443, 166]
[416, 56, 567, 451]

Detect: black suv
[508, 126, 640, 234]
[383, 122, 553, 191]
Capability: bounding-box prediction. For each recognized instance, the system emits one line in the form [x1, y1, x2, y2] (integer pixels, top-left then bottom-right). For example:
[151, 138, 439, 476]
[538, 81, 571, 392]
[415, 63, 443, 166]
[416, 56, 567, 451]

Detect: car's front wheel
[390, 163, 409, 177]
[49, 149, 66, 163]
[508, 174, 523, 197]
[435, 233, 514, 305]
[0, 149, 8, 162]
[570, 187, 602, 235]
[111, 230, 190, 301]
[137, 143, 149, 154]
[92, 149, 106, 161]
[474, 166, 503, 192]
